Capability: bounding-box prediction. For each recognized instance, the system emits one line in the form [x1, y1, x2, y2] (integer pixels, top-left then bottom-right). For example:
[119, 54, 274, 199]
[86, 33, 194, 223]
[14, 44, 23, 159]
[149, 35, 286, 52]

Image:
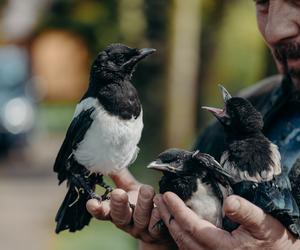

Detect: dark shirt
[267, 101, 300, 172]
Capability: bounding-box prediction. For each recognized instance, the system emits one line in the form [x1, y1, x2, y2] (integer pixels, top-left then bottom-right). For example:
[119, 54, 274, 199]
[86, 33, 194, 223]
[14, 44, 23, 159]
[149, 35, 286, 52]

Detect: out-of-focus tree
[118, 0, 146, 46]
[36, 0, 120, 54]
[165, 0, 202, 148]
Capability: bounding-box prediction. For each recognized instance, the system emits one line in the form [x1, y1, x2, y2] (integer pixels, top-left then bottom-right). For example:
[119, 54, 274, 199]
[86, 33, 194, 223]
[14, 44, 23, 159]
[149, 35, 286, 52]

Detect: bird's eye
[114, 55, 125, 65]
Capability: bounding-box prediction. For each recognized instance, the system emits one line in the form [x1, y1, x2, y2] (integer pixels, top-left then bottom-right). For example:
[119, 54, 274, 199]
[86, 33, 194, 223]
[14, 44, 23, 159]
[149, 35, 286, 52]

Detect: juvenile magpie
[54, 43, 155, 233]
[203, 85, 300, 237]
[148, 148, 233, 228]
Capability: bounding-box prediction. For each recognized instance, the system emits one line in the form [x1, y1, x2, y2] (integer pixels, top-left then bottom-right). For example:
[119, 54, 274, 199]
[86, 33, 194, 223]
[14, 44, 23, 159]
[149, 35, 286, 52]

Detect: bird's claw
[91, 193, 101, 201]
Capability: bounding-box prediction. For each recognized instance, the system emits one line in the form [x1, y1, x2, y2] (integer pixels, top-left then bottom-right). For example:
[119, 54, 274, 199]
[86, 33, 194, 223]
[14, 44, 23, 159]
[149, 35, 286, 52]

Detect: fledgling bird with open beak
[148, 148, 233, 228]
[203, 85, 281, 183]
[203, 85, 300, 237]
[54, 43, 155, 233]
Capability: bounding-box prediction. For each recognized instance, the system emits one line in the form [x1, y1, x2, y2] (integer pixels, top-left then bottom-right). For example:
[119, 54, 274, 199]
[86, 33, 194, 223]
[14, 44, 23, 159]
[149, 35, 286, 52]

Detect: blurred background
[0, 0, 277, 249]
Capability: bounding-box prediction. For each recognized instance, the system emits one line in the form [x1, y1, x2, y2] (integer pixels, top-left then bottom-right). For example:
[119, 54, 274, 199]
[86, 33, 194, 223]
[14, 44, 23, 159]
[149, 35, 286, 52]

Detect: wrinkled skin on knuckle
[172, 231, 186, 249]
[134, 218, 147, 230]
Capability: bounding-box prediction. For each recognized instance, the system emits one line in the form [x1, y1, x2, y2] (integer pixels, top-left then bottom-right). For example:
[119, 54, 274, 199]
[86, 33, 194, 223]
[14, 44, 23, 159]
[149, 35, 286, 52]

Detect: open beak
[147, 160, 182, 173]
[201, 84, 231, 120]
[201, 106, 226, 118]
[218, 84, 232, 103]
[122, 48, 156, 71]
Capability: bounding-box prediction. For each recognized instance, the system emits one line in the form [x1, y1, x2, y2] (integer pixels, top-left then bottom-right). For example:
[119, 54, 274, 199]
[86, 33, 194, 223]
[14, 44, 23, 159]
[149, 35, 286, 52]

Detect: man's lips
[287, 58, 300, 68]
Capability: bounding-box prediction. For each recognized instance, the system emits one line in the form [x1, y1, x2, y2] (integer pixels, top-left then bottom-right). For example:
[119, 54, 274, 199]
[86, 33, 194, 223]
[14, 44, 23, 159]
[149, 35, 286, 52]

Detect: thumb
[224, 195, 269, 239]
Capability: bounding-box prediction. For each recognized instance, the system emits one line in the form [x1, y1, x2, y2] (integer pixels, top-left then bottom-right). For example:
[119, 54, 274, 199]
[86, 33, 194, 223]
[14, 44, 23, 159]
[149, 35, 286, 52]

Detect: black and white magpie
[203, 85, 300, 237]
[148, 148, 233, 228]
[54, 43, 155, 233]
[203, 85, 282, 183]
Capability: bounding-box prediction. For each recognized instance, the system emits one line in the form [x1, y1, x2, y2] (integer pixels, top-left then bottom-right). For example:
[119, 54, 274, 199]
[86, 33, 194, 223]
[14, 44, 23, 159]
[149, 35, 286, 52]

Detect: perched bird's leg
[68, 187, 85, 207]
[95, 174, 114, 200]
[72, 173, 101, 201]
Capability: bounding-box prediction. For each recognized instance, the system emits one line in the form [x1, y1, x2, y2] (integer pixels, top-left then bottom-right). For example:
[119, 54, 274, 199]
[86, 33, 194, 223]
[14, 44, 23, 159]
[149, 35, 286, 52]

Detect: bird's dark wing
[193, 152, 235, 185]
[53, 107, 95, 183]
[192, 152, 234, 205]
[223, 138, 281, 182]
[233, 179, 300, 238]
[289, 158, 300, 209]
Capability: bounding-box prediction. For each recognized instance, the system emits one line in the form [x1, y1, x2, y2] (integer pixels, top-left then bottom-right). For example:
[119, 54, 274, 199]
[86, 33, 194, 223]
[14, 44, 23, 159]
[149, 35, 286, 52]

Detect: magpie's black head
[148, 149, 233, 200]
[202, 85, 264, 135]
[147, 148, 208, 177]
[90, 43, 155, 83]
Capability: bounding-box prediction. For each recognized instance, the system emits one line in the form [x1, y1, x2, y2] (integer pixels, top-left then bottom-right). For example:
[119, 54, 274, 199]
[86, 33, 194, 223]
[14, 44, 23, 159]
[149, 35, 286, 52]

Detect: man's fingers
[167, 219, 208, 250]
[86, 199, 110, 220]
[224, 195, 270, 239]
[110, 189, 132, 227]
[148, 208, 162, 239]
[110, 169, 140, 191]
[155, 193, 228, 249]
[154, 194, 207, 250]
[133, 185, 155, 231]
[162, 192, 227, 241]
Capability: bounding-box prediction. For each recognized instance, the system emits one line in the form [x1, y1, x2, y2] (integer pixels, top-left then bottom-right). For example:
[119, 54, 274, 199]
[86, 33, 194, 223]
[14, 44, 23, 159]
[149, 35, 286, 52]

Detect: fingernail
[228, 197, 240, 212]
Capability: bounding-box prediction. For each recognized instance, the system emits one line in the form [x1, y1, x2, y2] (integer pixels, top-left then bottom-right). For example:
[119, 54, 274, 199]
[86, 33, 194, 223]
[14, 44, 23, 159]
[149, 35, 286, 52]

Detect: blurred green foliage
[36, 0, 120, 54]
[53, 220, 137, 250]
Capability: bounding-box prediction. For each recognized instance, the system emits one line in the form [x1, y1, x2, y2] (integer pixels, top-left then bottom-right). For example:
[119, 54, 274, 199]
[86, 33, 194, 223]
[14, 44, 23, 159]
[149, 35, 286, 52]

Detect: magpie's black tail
[55, 180, 94, 233]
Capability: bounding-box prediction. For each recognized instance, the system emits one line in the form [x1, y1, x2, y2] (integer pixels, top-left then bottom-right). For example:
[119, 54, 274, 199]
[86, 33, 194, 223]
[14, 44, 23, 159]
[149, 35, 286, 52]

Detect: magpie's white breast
[185, 179, 223, 227]
[73, 97, 143, 175]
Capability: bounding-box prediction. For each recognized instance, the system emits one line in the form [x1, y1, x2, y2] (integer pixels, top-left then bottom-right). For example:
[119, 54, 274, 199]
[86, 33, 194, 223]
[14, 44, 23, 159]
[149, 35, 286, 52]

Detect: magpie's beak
[201, 106, 226, 118]
[201, 85, 231, 122]
[219, 84, 232, 103]
[122, 48, 156, 71]
[147, 160, 182, 173]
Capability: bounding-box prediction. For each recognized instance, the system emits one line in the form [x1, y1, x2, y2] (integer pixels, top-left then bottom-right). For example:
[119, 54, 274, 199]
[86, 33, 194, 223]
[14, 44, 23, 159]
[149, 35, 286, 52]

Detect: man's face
[255, 0, 300, 89]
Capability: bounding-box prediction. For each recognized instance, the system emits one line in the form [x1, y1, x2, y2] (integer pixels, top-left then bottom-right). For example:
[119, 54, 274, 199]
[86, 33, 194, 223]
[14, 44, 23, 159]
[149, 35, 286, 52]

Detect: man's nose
[264, 2, 299, 45]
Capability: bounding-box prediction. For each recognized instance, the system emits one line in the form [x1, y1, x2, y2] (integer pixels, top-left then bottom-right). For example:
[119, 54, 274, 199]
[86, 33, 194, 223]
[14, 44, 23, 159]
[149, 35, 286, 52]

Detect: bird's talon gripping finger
[100, 188, 113, 201]
[91, 193, 101, 201]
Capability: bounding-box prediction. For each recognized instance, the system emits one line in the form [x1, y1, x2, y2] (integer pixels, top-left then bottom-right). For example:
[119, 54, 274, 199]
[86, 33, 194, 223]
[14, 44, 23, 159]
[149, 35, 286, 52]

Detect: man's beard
[273, 43, 300, 78]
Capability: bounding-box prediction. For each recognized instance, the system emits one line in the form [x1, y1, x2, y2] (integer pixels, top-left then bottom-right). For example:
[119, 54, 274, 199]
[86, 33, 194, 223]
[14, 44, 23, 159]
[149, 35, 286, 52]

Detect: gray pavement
[0, 134, 65, 250]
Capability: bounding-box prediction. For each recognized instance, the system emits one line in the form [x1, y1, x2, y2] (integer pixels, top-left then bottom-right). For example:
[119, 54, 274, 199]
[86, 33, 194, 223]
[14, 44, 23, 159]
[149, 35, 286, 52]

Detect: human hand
[86, 169, 172, 246]
[154, 192, 300, 250]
